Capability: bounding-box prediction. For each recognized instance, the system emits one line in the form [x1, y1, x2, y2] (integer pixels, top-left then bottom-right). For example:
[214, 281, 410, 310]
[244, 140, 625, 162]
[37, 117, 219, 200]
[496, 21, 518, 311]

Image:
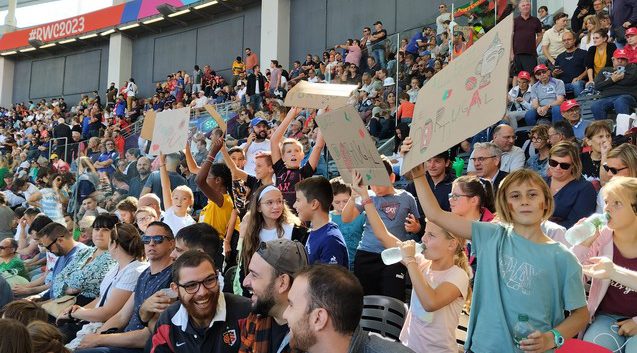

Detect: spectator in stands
[525, 64, 566, 125]
[245, 48, 259, 74]
[436, 4, 451, 37]
[27, 173, 67, 224]
[526, 125, 552, 177]
[405, 150, 455, 219]
[451, 31, 467, 58]
[596, 143, 637, 211]
[622, 27, 637, 64]
[548, 120, 576, 146]
[27, 321, 70, 353]
[512, 0, 543, 81]
[506, 71, 533, 128]
[192, 65, 203, 93]
[0, 319, 32, 353]
[158, 153, 195, 234]
[74, 221, 174, 353]
[541, 12, 569, 67]
[574, 177, 637, 351]
[77, 195, 107, 220]
[128, 156, 150, 199]
[142, 153, 186, 209]
[94, 139, 118, 176]
[538, 6, 554, 27]
[547, 142, 597, 228]
[579, 15, 602, 50]
[240, 117, 272, 177]
[247, 65, 267, 111]
[232, 56, 246, 88]
[586, 30, 617, 84]
[553, 30, 588, 97]
[150, 251, 250, 352]
[591, 48, 637, 120]
[560, 99, 591, 141]
[581, 121, 613, 186]
[0, 238, 27, 279]
[330, 178, 365, 271]
[370, 21, 387, 69]
[610, 0, 637, 46]
[469, 142, 508, 195]
[125, 79, 137, 111]
[468, 124, 525, 174]
[1, 299, 47, 325]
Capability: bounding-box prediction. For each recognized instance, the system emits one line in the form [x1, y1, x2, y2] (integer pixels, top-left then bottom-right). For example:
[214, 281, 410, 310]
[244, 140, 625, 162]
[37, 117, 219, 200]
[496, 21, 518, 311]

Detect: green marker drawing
[366, 173, 372, 181]
[442, 89, 452, 101]
[344, 112, 351, 122]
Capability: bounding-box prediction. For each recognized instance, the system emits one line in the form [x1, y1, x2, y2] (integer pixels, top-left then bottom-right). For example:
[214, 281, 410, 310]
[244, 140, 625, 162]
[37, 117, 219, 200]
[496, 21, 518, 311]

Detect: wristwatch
[549, 329, 565, 348]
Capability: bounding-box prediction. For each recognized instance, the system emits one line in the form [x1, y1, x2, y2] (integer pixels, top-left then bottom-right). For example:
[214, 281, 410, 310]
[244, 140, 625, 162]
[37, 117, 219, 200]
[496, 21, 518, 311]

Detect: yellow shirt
[232, 61, 245, 76]
[594, 48, 607, 77]
[199, 194, 240, 238]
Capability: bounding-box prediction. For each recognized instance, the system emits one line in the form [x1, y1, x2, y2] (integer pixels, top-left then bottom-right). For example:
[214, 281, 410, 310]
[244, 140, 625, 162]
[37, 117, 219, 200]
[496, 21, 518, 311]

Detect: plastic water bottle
[381, 243, 425, 265]
[513, 314, 535, 348]
[564, 213, 609, 246]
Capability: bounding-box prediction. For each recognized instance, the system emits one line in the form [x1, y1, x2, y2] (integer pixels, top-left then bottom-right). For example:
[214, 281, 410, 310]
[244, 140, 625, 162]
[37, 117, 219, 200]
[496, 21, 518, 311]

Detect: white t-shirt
[259, 223, 294, 243]
[163, 207, 196, 235]
[399, 257, 469, 353]
[97, 260, 148, 308]
[241, 139, 271, 176]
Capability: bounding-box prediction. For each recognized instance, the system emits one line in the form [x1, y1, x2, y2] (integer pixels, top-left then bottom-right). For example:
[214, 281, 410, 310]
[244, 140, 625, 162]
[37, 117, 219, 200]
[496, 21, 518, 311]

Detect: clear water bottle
[513, 314, 535, 348]
[381, 243, 425, 265]
[565, 213, 609, 246]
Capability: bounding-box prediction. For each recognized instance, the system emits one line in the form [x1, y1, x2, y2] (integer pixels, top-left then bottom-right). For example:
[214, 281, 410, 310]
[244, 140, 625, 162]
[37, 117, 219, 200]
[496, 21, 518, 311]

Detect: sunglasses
[44, 237, 59, 251]
[548, 159, 572, 170]
[141, 235, 173, 245]
[603, 164, 628, 174]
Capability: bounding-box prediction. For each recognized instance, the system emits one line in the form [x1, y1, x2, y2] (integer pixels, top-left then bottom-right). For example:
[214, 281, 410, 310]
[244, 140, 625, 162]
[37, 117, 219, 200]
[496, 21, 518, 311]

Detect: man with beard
[239, 239, 308, 353]
[150, 251, 250, 353]
[241, 117, 271, 176]
[128, 156, 151, 199]
[283, 265, 415, 353]
[75, 222, 174, 353]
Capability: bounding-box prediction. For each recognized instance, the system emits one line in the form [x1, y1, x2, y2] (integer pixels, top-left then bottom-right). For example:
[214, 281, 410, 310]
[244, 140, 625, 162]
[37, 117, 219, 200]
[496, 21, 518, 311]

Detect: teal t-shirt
[331, 211, 365, 270]
[465, 222, 587, 353]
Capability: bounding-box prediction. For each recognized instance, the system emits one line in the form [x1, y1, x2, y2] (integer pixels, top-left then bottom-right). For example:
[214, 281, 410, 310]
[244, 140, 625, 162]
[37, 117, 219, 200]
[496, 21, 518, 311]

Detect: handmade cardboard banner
[316, 105, 391, 186]
[284, 81, 358, 109]
[149, 107, 190, 155]
[140, 110, 156, 140]
[401, 14, 513, 175]
[204, 105, 227, 133]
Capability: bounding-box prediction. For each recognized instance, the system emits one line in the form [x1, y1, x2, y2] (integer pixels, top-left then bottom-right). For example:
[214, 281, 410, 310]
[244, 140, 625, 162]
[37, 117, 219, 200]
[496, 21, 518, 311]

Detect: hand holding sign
[149, 107, 190, 155]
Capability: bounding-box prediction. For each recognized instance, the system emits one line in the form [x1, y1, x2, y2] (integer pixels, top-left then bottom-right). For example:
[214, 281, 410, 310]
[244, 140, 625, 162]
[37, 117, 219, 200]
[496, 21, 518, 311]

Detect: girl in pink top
[573, 176, 637, 351]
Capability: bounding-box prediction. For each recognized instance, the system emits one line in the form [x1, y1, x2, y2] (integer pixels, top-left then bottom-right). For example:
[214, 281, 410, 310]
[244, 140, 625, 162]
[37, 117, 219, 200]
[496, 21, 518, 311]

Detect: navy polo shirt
[125, 264, 173, 332]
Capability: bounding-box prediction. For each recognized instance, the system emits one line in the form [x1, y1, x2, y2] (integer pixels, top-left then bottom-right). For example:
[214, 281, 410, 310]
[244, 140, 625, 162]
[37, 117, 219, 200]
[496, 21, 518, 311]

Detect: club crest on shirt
[223, 329, 237, 346]
[381, 202, 400, 221]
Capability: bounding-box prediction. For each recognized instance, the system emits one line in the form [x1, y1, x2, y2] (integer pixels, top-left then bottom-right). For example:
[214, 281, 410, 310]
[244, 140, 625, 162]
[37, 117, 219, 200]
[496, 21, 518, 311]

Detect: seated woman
[546, 141, 597, 229]
[58, 223, 146, 343]
[574, 177, 637, 352]
[0, 238, 29, 280]
[50, 215, 117, 304]
[525, 125, 551, 178]
[580, 121, 613, 190]
[596, 143, 637, 213]
[234, 185, 308, 296]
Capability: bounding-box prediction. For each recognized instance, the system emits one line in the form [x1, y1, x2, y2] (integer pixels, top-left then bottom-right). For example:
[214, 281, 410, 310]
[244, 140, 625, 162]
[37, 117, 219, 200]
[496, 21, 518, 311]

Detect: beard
[289, 316, 317, 351]
[256, 130, 268, 140]
[180, 288, 220, 327]
[252, 286, 276, 316]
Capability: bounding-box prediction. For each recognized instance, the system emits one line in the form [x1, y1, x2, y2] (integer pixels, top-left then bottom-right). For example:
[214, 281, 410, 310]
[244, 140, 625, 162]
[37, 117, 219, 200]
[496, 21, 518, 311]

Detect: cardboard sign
[284, 81, 358, 109]
[401, 14, 513, 175]
[140, 110, 156, 140]
[204, 105, 227, 133]
[316, 105, 391, 186]
[149, 107, 190, 155]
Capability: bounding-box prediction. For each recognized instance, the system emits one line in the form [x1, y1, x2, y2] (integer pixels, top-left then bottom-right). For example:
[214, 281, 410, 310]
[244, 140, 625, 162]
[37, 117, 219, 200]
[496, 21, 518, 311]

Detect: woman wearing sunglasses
[60, 222, 146, 345]
[547, 141, 597, 229]
[596, 143, 637, 213]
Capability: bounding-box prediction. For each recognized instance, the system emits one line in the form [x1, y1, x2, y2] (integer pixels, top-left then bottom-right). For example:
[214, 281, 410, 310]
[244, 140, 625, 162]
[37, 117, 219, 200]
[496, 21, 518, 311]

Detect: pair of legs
[583, 313, 637, 352]
[591, 94, 637, 120]
[524, 105, 563, 125]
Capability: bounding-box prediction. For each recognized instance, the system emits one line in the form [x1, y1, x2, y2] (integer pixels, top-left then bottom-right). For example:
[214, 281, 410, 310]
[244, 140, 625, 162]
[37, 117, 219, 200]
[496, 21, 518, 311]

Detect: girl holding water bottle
[400, 137, 589, 353]
[351, 171, 470, 353]
[573, 176, 637, 352]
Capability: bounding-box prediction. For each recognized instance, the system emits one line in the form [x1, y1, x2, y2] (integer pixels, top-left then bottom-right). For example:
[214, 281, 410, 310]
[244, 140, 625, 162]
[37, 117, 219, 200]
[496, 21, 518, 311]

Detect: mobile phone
[160, 288, 178, 299]
[615, 66, 626, 74]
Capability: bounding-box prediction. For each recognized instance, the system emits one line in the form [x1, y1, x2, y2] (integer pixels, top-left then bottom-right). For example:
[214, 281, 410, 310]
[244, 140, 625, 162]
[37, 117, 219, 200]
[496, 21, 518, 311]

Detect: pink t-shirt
[344, 45, 362, 67]
[399, 256, 470, 353]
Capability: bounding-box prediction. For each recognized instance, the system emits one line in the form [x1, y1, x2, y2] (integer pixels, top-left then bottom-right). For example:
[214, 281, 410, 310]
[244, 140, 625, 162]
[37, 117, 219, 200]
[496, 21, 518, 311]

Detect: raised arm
[158, 153, 173, 210]
[402, 138, 472, 239]
[307, 128, 325, 171]
[271, 107, 301, 164]
[195, 138, 225, 207]
[184, 140, 201, 174]
[351, 171, 399, 248]
[220, 143, 248, 182]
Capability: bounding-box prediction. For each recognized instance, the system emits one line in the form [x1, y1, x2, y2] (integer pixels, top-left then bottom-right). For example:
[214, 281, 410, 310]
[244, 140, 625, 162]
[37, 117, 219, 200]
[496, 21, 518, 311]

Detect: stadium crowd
[1, 0, 637, 352]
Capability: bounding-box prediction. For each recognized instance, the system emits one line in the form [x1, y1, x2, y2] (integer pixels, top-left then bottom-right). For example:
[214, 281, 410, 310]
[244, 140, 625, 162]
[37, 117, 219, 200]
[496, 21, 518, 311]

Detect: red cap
[517, 71, 531, 81]
[533, 64, 549, 73]
[560, 99, 580, 112]
[626, 27, 637, 36]
[613, 48, 630, 60]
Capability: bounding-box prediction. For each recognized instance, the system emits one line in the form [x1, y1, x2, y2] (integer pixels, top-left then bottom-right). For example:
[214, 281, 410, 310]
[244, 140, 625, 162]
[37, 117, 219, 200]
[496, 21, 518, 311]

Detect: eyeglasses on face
[603, 164, 628, 174]
[43, 237, 59, 251]
[260, 199, 284, 207]
[448, 193, 471, 201]
[548, 159, 572, 170]
[469, 156, 496, 163]
[0, 245, 13, 250]
[178, 274, 218, 294]
[141, 235, 173, 245]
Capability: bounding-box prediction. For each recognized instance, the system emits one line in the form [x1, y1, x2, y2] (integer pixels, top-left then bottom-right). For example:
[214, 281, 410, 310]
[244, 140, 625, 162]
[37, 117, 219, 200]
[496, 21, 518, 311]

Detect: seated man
[591, 49, 637, 120]
[469, 142, 508, 196]
[283, 264, 415, 353]
[553, 30, 588, 97]
[506, 71, 533, 129]
[525, 64, 566, 125]
[150, 250, 250, 352]
[548, 121, 577, 146]
[467, 124, 525, 174]
[560, 99, 591, 141]
[75, 222, 175, 353]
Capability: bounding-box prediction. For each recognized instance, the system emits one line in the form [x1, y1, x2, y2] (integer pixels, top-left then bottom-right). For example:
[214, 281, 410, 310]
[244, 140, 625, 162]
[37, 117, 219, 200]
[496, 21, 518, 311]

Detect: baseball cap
[517, 71, 531, 81]
[256, 239, 308, 276]
[533, 64, 549, 73]
[560, 99, 580, 112]
[626, 27, 637, 36]
[250, 117, 271, 128]
[613, 48, 630, 60]
[383, 77, 396, 87]
[50, 153, 58, 160]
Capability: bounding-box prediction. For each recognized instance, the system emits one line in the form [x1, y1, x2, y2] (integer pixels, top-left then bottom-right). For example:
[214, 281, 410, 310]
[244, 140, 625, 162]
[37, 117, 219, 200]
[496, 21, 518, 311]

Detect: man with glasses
[436, 4, 451, 37]
[75, 221, 174, 353]
[560, 99, 591, 141]
[468, 124, 525, 174]
[469, 142, 507, 195]
[151, 250, 250, 353]
[525, 64, 566, 125]
[239, 239, 308, 353]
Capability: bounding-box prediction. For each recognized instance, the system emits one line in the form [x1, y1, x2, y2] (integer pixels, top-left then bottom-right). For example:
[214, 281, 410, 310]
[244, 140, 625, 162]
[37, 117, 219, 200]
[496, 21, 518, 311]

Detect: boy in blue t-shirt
[330, 177, 365, 271]
[294, 176, 348, 267]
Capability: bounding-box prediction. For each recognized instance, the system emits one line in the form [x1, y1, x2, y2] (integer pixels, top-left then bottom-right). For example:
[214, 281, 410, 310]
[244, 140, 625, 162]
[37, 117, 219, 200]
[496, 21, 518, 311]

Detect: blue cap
[250, 117, 270, 127]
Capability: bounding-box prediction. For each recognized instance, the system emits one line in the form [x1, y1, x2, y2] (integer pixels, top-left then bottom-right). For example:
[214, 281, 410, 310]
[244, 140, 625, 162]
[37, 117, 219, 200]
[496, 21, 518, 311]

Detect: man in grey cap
[239, 239, 308, 353]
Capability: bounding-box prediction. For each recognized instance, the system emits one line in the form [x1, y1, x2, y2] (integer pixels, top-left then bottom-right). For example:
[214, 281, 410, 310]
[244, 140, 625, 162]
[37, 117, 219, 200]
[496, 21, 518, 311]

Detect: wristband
[138, 311, 150, 327]
[361, 198, 373, 207]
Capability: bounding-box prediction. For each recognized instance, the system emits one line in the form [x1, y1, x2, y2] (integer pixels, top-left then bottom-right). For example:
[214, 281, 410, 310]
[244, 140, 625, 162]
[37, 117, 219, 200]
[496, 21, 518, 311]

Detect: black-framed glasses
[178, 274, 219, 294]
[141, 235, 173, 245]
[448, 193, 471, 201]
[548, 159, 572, 170]
[603, 164, 629, 174]
[0, 246, 11, 250]
[469, 156, 496, 163]
[44, 237, 59, 251]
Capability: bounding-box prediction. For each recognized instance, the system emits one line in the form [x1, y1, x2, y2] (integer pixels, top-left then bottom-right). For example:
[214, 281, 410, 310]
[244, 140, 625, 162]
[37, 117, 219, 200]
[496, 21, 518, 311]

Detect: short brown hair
[296, 176, 333, 212]
[116, 197, 138, 213]
[330, 177, 352, 196]
[0, 299, 47, 325]
[495, 169, 554, 224]
[584, 120, 612, 140]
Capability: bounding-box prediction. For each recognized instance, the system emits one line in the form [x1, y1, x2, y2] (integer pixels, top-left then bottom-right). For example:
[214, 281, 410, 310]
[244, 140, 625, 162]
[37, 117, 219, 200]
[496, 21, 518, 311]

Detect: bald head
[492, 124, 516, 152]
[139, 193, 161, 216]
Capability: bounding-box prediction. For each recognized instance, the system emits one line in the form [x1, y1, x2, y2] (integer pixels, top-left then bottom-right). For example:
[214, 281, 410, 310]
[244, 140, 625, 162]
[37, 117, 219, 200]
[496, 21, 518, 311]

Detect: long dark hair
[453, 176, 496, 213]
